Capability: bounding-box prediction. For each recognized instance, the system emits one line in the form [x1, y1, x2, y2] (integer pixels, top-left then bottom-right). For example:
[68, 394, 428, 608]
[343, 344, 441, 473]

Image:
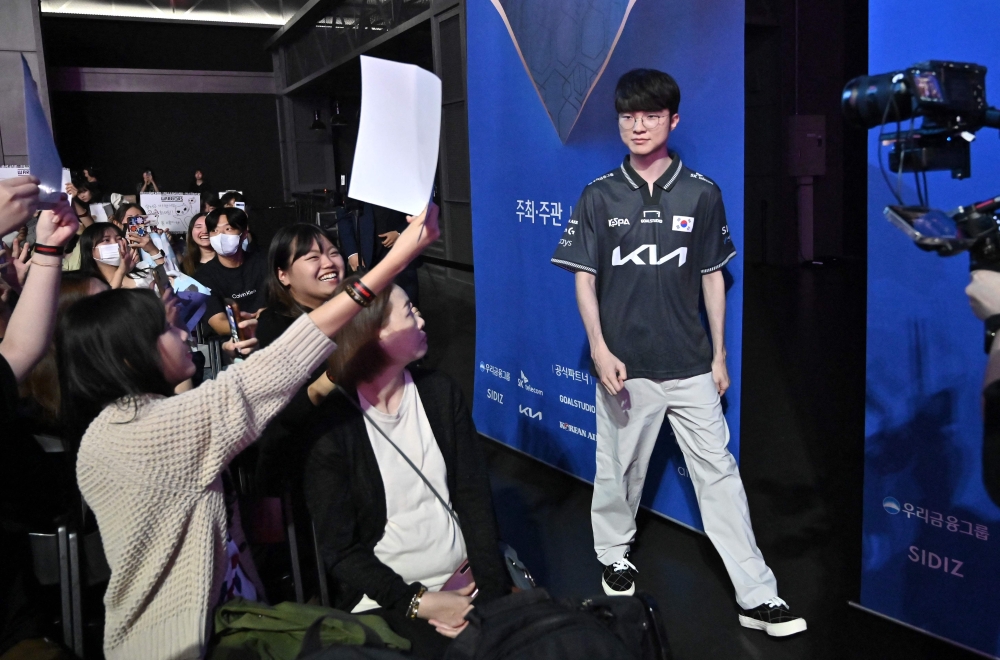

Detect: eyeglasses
[618, 114, 667, 130]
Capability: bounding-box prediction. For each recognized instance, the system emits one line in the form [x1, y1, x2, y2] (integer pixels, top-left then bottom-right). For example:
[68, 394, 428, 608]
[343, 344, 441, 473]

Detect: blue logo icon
[479, 362, 485, 372]
[883, 497, 901, 515]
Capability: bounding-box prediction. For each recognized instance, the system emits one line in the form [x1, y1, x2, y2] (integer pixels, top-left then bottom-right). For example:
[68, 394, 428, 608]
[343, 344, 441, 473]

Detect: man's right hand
[348, 254, 360, 271]
[0, 176, 41, 236]
[594, 344, 627, 395]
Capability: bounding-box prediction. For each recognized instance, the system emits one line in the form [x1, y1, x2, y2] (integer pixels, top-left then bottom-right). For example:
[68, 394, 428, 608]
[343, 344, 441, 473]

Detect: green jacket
[209, 599, 411, 660]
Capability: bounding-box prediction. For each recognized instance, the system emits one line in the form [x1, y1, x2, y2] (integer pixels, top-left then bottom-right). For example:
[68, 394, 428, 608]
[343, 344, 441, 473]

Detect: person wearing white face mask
[77, 223, 147, 290]
[193, 207, 268, 337]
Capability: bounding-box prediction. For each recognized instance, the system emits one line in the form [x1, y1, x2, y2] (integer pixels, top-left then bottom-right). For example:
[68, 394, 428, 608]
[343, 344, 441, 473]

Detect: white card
[348, 56, 442, 216]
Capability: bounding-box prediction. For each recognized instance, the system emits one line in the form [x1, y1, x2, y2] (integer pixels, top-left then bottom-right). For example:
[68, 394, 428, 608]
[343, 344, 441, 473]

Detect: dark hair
[142, 167, 155, 177]
[205, 206, 249, 234]
[615, 69, 681, 115]
[22, 272, 110, 427]
[220, 191, 244, 206]
[78, 222, 124, 285]
[83, 166, 97, 178]
[112, 202, 146, 228]
[202, 194, 220, 212]
[266, 223, 338, 318]
[182, 212, 209, 276]
[57, 288, 174, 440]
[325, 275, 393, 390]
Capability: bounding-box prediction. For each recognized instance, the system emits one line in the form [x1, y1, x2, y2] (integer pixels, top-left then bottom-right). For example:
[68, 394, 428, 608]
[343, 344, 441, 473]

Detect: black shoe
[738, 597, 807, 637]
[601, 555, 637, 596]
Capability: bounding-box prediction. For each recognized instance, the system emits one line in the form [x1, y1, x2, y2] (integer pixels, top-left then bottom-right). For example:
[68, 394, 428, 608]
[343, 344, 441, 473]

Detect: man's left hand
[711, 356, 730, 397]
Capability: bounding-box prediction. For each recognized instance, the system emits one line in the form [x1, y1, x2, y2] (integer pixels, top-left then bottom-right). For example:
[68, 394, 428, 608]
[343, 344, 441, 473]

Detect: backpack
[443, 589, 672, 660]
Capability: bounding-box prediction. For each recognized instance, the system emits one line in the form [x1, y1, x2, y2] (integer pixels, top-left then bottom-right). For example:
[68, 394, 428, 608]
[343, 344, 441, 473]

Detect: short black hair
[57, 288, 175, 441]
[615, 69, 681, 115]
[220, 191, 244, 206]
[206, 206, 249, 233]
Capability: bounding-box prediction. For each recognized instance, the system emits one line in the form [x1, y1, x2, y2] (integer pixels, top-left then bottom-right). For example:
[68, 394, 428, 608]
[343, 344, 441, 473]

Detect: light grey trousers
[592, 372, 778, 609]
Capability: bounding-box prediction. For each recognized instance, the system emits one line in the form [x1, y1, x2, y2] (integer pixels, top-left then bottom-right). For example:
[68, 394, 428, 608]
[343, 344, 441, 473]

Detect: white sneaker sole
[601, 576, 635, 596]
[738, 614, 807, 637]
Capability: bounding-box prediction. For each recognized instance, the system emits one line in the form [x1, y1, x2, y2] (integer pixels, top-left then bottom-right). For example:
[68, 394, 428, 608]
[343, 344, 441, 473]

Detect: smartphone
[126, 215, 150, 237]
[152, 264, 171, 294]
[441, 560, 477, 597]
[223, 297, 245, 350]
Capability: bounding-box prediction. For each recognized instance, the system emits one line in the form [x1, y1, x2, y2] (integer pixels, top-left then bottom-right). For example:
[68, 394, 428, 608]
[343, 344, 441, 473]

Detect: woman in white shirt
[303, 276, 512, 660]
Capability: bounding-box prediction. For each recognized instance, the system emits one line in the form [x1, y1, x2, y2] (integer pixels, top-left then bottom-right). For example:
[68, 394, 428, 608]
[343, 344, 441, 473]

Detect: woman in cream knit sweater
[57, 206, 440, 660]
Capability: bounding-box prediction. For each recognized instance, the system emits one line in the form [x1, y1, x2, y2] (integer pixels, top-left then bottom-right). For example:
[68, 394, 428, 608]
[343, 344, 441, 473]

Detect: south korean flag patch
[672, 215, 694, 232]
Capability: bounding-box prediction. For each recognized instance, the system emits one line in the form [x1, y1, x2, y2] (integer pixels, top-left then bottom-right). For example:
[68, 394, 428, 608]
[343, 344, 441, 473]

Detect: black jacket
[302, 368, 512, 613]
[983, 380, 1000, 508]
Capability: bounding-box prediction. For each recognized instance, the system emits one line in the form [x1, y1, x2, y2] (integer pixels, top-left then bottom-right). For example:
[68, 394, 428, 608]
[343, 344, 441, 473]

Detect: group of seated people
[0, 173, 506, 660]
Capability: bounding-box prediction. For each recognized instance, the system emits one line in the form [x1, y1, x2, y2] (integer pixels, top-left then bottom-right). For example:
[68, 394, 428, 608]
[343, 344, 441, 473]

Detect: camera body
[843, 61, 1000, 178]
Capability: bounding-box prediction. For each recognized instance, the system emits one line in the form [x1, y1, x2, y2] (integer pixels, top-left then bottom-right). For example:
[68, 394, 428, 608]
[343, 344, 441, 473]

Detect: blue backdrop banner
[862, 1, 1000, 655]
[467, 0, 744, 530]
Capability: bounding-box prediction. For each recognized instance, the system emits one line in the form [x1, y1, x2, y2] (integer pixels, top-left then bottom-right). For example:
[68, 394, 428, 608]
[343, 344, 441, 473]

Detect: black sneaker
[601, 555, 637, 596]
[738, 597, 807, 637]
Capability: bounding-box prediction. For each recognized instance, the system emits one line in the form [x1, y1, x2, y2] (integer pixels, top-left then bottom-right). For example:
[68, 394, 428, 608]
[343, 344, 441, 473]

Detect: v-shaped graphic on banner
[492, 0, 637, 143]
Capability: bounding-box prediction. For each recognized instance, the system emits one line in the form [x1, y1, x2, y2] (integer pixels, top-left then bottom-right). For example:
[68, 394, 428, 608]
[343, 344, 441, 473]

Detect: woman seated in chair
[303, 276, 512, 660]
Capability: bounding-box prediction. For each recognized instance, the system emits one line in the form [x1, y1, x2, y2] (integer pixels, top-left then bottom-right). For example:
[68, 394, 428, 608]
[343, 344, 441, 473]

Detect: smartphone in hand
[152, 264, 171, 294]
[224, 297, 245, 354]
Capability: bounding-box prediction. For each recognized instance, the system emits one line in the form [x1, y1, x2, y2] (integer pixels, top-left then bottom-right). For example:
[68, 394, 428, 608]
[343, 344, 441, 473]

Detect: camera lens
[842, 71, 913, 128]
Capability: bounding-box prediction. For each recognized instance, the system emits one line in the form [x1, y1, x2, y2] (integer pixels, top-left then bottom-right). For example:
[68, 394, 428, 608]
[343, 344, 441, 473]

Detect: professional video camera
[842, 61, 1000, 269]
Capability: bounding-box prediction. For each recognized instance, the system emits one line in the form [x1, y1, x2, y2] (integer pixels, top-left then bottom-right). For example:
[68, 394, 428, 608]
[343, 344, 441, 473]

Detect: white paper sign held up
[348, 56, 441, 216]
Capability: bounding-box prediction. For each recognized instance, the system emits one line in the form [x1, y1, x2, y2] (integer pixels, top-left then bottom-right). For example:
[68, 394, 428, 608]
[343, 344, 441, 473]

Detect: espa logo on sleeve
[608, 218, 630, 228]
[611, 245, 687, 266]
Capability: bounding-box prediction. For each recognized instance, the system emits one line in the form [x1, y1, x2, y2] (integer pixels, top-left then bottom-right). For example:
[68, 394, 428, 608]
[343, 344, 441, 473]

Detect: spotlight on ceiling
[309, 110, 326, 131]
[330, 100, 352, 127]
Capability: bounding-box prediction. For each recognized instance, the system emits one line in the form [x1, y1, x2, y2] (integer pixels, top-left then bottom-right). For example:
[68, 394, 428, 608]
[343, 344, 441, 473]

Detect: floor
[419, 262, 983, 660]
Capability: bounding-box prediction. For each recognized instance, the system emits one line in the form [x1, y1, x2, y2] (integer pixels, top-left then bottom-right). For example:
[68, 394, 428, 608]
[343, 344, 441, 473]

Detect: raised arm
[307, 204, 439, 336]
[162, 204, 441, 484]
[576, 271, 626, 395]
[0, 204, 78, 381]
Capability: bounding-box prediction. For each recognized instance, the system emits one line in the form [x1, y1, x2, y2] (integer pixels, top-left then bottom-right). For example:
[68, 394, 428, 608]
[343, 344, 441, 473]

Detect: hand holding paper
[21, 56, 64, 210]
[0, 176, 41, 235]
[348, 56, 442, 216]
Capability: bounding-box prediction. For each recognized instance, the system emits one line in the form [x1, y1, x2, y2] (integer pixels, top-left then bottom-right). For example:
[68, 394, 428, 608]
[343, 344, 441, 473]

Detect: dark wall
[50, 91, 283, 207]
[743, 0, 868, 264]
[41, 16, 283, 207]
[41, 17, 275, 72]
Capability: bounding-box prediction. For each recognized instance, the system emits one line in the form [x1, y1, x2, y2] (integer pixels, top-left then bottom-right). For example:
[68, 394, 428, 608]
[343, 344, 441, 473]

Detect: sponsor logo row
[882, 496, 988, 541]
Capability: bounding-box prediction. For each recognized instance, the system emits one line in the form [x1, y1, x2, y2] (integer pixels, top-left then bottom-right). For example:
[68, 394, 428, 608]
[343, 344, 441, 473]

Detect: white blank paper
[348, 56, 442, 216]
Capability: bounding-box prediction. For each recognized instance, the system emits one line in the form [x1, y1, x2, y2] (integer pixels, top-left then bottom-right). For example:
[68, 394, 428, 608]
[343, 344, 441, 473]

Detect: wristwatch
[985, 314, 1000, 354]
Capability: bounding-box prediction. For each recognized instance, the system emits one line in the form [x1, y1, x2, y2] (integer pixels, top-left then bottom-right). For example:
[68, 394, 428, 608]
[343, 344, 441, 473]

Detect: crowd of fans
[0, 169, 500, 660]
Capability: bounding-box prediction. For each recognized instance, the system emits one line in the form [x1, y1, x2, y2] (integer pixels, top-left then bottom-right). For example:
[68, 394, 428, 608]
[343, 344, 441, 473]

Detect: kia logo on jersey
[672, 216, 694, 232]
[611, 245, 687, 266]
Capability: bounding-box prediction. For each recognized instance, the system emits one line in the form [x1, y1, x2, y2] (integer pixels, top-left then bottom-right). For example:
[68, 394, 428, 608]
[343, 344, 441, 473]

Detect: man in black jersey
[551, 69, 806, 636]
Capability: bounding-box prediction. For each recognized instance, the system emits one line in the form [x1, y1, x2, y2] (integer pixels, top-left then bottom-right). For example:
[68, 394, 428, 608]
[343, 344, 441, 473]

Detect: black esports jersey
[551, 154, 736, 380]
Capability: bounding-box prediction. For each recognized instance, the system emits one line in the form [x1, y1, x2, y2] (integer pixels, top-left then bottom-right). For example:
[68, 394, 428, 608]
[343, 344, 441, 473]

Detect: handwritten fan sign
[140, 193, 201, 233]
